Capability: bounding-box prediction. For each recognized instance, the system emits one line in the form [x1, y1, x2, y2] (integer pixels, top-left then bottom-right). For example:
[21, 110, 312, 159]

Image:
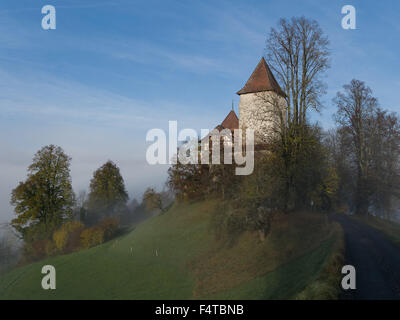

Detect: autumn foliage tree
[167, 161, 209, 201]
[86, 161, 128, 223]
[167, 136, 240, 202]
[143, 188, 164, 213]
[10, 145, 74, 241]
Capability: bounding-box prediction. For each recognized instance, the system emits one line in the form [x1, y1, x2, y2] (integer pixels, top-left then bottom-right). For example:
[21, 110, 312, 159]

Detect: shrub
[80, 227, 104, 249]
[210, 203, 249, 244]
[22, 239, 50, 263]
[45, 241, 58, 257]
[98, 217, 119, 241]
[53, 228, 68, 252]
[52, 221, 84, 253]
[66, 224, 85, 252]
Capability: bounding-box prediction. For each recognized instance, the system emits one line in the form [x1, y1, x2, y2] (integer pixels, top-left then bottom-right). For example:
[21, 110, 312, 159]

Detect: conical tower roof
[221, 110, 239, 130]
[237, 57, 285, 96]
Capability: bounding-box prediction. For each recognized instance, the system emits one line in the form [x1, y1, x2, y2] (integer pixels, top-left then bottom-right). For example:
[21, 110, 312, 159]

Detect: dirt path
[331, 214, 400, 300]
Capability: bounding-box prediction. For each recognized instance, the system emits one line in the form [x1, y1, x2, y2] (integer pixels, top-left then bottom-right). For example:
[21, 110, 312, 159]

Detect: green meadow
[0, 200, 343, 299]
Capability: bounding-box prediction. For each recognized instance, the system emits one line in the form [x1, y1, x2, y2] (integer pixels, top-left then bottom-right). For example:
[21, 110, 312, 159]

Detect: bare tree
[333, 79, 378, 215]
[324, 128, 355, 212]
[265, 16, 330, 125]
[332, 79, 400, 216]
[369, 110, 400, 218]
[74, 190, 87, 221]
[0, 223, 20, 273]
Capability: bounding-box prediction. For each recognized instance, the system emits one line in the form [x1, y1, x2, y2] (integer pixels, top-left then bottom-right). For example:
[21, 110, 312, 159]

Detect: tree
[87, 161, 128, 222]
[324, 129, 354, 212]
[333, 93, 400, 217]
[167, 160, 210, 201]
[0, 223, 20, 273]
[262, 17, 330, 212]
[272, 123, 330, 211]
[10, 145, 74, 240]
[74, 190, 88, 222]
[368, 110, 400, 218]
[333, 79, 379, 215]
[167, 137, 240, 202]
[143, 188, 165, 213]
[265, 16, 330, 125]
[333, 80, 400, 217]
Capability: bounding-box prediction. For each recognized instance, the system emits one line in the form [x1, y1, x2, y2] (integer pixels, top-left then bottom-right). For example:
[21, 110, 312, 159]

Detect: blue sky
[0, 0, 399, 222]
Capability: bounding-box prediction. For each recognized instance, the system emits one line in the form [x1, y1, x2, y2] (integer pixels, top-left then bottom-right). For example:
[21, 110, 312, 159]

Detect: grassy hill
[0, 200, 343, 299]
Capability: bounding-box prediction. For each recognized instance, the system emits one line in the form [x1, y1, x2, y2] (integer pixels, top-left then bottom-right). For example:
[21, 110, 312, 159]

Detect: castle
[218, 57, 287, 144]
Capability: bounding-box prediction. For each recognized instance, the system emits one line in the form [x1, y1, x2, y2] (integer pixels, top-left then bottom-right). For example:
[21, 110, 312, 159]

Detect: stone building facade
[236, 57, 287, 144]
[213, 58, 286, 145]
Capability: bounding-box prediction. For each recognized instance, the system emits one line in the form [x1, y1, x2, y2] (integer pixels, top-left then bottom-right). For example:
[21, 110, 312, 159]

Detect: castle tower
[237, 57, 287, 144]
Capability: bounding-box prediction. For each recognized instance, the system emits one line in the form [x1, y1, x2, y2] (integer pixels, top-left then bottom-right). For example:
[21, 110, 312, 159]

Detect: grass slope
[0, 201, 343, 300]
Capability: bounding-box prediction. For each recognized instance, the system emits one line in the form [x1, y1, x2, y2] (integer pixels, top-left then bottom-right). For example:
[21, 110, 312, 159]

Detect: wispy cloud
[0, 0, 124, 14]
[113, 46, 235, 76]
[0, 66, 174, 128]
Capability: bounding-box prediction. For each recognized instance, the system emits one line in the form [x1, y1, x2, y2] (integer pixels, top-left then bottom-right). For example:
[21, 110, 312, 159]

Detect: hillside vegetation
[0, 200, 343, 299]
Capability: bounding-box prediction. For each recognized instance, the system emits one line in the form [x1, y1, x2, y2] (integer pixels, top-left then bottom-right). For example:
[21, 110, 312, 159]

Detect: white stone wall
[239, 91, 286, 144]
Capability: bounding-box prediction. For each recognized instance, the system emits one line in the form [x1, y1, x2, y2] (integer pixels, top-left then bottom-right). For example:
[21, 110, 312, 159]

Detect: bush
[20, 218, 117, 263]
[98, 217, 119, 241]
[22, 239, 50, 263]
[211, 203, 249, 244]
[45, 241, 58, 257]
[80, 227, 104, 249]
[52, 221, 84, 253]
[79, 217, 119, 250]
[53, 228, 68, 252]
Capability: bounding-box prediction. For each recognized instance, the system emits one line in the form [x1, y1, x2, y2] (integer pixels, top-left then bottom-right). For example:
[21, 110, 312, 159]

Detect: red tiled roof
[237, 57, 286, 96]
[221, 110, 239, 130]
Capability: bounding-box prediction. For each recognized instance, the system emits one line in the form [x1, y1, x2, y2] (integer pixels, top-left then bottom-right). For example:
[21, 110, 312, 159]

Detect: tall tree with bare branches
[265, 16, 330, 125]
[334, 79, 379, 215]
[249, 17, 330, 211]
